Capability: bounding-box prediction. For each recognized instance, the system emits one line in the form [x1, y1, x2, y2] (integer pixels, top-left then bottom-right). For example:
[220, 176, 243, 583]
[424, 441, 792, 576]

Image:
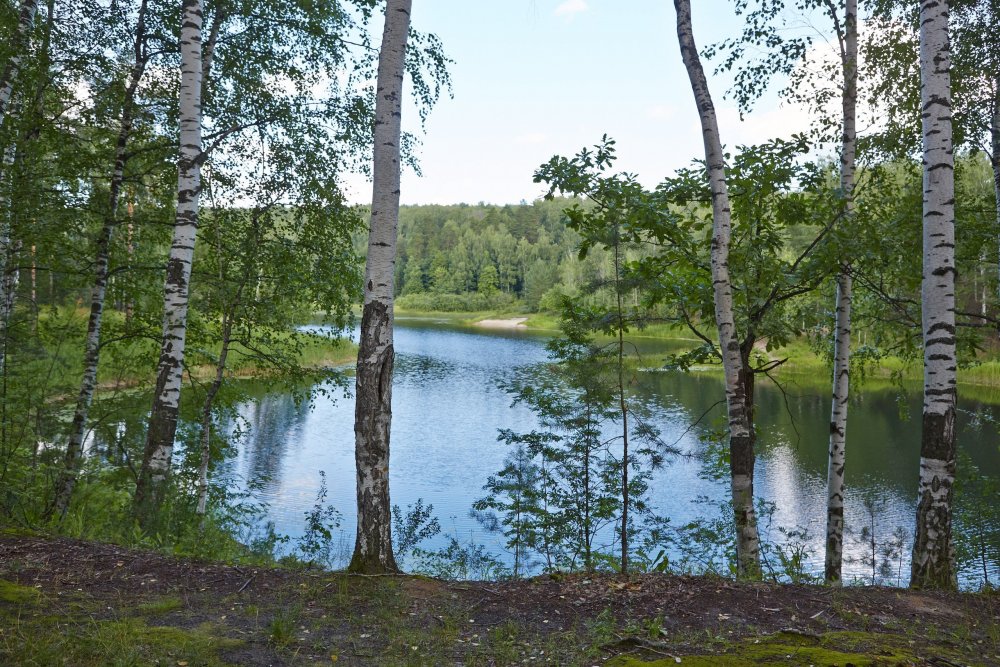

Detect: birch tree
[349, 0, 412, 574]
[0, 0, 39, 350]
[826, 0, 858, 587]
[51, 0, 151, 519]
[674, 0, 760, 577]
[0, 0, 38, 121]
[135, 0, 204, 528]
[911, 0, 958, 590]
[707, 0, 861, 586]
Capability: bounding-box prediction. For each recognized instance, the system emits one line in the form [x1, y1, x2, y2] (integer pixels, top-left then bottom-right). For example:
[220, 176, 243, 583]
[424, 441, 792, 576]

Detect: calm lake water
[200, 318, 1000, 584]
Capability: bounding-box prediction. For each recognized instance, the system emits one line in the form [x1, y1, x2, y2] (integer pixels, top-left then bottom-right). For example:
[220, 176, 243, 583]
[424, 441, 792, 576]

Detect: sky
[341, 0, 821, 206]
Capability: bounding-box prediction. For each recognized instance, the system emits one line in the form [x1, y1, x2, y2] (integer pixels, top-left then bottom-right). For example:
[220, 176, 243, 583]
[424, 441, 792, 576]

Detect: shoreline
[473, 316, 529, 329]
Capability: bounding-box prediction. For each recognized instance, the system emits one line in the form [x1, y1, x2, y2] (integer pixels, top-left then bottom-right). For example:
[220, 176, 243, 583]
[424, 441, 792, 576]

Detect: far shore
[474, 316, 529, 329]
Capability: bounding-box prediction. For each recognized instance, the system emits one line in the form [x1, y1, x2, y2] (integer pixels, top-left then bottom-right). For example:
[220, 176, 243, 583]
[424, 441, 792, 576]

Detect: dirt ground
[1, 533, 997, 665]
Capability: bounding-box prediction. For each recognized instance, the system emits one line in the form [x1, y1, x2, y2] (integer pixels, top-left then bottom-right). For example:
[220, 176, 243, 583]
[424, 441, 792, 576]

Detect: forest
[0, 0, 999, 664]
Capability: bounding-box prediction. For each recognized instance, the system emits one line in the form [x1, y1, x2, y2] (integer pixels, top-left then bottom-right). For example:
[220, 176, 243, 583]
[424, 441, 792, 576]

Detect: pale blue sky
[344, 0, 818, 205]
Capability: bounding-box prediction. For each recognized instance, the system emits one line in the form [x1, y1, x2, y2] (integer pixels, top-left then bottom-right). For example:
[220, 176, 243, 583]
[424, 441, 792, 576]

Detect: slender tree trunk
[0, 141, 17, 349]
[348, 0, 411, 574]
[0, 0, 39, 121]
[51, 1, 149, 518]
[613, 230, 629, 574]
[991, 82, 1000, 307]
[911, 0, 958, 591]
[825, 0, 858, 587]
[674, 0, 760, 577]
[135, 0, 203, 528]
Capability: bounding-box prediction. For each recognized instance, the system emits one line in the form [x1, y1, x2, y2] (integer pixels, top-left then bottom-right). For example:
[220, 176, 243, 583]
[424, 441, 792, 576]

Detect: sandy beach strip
[474, 317, 529, 328]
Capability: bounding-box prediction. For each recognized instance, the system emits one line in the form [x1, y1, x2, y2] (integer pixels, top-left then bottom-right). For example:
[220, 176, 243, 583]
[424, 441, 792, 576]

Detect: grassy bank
[28, 307, 357, 397]
[396, 306, 1000, 395]
[1, 532, 996, 666]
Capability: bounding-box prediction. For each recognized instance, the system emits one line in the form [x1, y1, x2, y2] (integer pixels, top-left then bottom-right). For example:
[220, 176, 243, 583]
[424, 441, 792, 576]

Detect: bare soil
[1, 533, 997, 665]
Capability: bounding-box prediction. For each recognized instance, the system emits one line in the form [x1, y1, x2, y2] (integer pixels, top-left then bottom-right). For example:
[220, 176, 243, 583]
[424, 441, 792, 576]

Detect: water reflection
[97, 320, 1000, 583]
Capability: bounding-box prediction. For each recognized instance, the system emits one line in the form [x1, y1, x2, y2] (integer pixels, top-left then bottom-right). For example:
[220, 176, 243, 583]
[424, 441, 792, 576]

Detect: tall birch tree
[134, 0, 204, 528]
[674, 0, 760, 577]
[0, 0, 38, 121]
[825, 0, 858, 587]
[706, 0, 861, 586]
[911, 0, 958, 590]
[0, 0, 39, 350]
[349, 0, 412, 575]
[51, 0, 151, 518]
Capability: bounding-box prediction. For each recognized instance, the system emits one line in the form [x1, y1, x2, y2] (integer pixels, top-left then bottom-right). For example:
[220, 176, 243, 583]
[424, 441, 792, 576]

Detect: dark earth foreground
[1, 534, 997, 665]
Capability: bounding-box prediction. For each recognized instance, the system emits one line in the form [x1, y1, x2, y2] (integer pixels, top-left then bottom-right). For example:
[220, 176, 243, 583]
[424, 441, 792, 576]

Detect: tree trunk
[911, 0, 958, 591]
[0, 141, 18, 348]
[991, 81, 1000, 307]
[135, 0, 203, 529]
[825, 0, 858, 587]
[51, 0, 149, 519]
[348, 0, 411, 575]
[0, 0, 39, 120]
[614, 229, 629, 574]
[674, 0, 760, 578]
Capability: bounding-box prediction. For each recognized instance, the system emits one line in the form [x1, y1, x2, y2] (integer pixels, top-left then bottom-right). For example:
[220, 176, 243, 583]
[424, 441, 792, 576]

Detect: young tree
[349, 0, 412, 574]
[51, 0, 152, 519]
[708, 0, 860, 586]
[135, 0, 204, 528]
[911, 0, 958, 590]
[825, 0, 859, 587]
[673, 0, 760, 577]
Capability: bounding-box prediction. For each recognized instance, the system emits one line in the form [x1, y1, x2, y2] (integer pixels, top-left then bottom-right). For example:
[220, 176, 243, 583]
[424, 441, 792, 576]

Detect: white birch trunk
[911, 0, 958, 590]
[674, 0, 760, 577]
[0, 0, 38, 121]
[0, 141, 17, 345]
[825, 0, 858, 586]
[135, 0, 203, 527]
[348, 0, 411, 574]
[51, 0, 149, 518]
[991, 82, 1000, 307]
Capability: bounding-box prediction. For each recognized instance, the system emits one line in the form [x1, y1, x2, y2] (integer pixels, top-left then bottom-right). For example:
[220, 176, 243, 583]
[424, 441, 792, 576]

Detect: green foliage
[392, 498, 442, 559]
[396, 291, 517, 313]
[954, 452, 1000, 589]
[295, 472, 343, 568]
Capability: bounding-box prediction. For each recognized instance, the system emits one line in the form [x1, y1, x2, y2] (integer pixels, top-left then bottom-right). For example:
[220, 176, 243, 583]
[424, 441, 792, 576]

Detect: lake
[203, 317, 1000, 584]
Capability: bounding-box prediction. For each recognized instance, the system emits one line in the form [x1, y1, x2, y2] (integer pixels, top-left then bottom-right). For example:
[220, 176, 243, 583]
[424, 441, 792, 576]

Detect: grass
[3, 530, 999, 667]
[606, 629, 925, 666]
[1, 615, 243, 667]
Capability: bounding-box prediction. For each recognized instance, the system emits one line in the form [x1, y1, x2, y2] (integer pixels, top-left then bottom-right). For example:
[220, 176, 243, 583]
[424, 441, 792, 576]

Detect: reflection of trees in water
[86, 392, 153, 467]
[231, 390, 311, 491]
[393, 354, 455, 384]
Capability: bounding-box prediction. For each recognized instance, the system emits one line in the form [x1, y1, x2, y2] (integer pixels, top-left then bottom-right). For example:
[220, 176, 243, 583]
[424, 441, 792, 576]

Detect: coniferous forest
[1, 0, 1000, 664]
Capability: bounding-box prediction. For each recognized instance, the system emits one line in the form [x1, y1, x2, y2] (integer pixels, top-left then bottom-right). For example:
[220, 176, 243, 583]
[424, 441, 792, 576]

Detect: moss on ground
[0, 578, 39, 604]
[1, 615, 242, 667]
[608, 629, 953, 666]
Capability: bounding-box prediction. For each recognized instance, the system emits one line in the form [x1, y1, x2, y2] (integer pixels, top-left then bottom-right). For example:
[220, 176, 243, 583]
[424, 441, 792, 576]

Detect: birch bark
[0, 0, 39, 121]
[348, 0, 411, 574]
[0, 0, 36, 336]
[992, 81, 1000, 305]
[911, 0, 958, 590]
[135, 0, 203, 527]
[51, 0, 149, 518]
[674, 0, 760, 577]
[824, 0, 857, 586]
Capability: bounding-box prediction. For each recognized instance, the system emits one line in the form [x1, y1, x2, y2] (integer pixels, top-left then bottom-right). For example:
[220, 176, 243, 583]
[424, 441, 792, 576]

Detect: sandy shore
[474, 317, 529, 328]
